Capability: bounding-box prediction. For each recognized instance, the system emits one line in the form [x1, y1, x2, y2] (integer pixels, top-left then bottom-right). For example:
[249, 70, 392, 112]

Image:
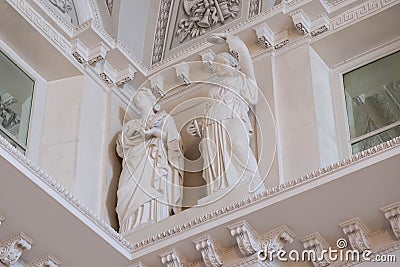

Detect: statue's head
[133, 87, 156, 111]
[214, 52, 238, 77]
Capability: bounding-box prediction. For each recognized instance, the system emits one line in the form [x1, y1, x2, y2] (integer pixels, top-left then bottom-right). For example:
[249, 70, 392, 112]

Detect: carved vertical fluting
[339, 218, 371, 252]
[228, 220, 260, 256]
[381, 202, 400, 239]
[193, 235, 224, 267]
[0, 233, 34, 265]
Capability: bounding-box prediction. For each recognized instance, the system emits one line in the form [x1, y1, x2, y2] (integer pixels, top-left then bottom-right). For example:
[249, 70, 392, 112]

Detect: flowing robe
[116, 111, 183, 233]
[201, 74, 265, 194]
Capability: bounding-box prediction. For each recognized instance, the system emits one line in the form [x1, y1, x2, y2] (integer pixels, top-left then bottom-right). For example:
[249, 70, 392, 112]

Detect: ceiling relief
[175, 0, 241, 43]
[47, 0, 79, 25]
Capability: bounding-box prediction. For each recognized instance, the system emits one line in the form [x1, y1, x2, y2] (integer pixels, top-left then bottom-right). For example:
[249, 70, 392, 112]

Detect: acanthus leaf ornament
[228, 220, 260, 256]
[260, 225, 295, 261]
[339, 218, 372, 252]
[160, 248, 189, 267]
[301, 233, 331, 267]
[176, 0, 241, 43]
[381, 202, 400, 239]
[0, 233, 34, 265]
[31, 254, 62, 267]
[193, 235, 224, 267]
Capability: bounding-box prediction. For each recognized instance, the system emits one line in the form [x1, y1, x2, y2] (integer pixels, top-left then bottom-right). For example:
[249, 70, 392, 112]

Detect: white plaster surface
[273, 45, 321, 181]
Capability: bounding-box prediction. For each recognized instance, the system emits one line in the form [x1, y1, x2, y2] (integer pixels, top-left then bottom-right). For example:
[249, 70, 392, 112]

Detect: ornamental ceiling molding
[30, 254, 62, 267]
[5, 0, 71, 54]
[152, 0, 174, 65]
[130, 136, 400, 251]
[0, 232, 34, 265]
[1, 131, 400, 256]
[10, 0, 396, 83]
[138, 217, 400, 267]
[330, 0, 398, 30]
[0, 135, 134, 254]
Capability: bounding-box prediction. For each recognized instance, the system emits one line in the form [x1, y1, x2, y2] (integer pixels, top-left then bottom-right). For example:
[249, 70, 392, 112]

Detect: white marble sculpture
[200, 33, 266, 195]
[116, 88, 183, 233]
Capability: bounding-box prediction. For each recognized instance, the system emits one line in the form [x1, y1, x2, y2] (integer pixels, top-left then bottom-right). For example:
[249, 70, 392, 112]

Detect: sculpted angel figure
[191, 33, 266, 195]
[116, 88, 183, 233]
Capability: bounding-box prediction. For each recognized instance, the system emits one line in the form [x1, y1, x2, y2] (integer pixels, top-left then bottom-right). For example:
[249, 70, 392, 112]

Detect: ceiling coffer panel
[152, 0, 244, 65]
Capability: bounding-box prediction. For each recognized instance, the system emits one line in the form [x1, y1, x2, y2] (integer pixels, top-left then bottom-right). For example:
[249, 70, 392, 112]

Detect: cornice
[131, 136, 400, 251]
[1, 129, 399, 257]
[330, 0, 399, 31]
[5, 0, 71, 54]
[9, 0, 397, 84]
[0, 135, 134, 253]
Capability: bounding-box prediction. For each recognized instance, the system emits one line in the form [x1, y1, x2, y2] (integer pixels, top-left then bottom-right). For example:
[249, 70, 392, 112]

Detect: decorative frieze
[249, 0, 261, 18]
[381, 202, 400, 239]
[152, 0, 173, 64]
[31, 254, 62, 267]
[228, 220, 260, 256]
[0, 233, 34, 265]
[71, 40, 109, 65]
[175, 62, 191, 86]
[330, 0, 398, 30]
[301, 232, 331, 267]
[193, 235, 224, 267]
[175, 0, 241, 44]
[160, 248, 189, 267]
[339, 218, 371, 252]
[290, 10, 329, 37]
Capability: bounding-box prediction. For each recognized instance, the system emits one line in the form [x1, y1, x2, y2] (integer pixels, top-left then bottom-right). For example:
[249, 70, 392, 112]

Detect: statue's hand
[187, 119, 203, 138]
[145, 127, 167, 141]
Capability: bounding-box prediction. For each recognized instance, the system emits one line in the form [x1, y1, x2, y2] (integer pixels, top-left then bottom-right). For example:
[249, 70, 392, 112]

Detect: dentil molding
[1, 134, 400, 257]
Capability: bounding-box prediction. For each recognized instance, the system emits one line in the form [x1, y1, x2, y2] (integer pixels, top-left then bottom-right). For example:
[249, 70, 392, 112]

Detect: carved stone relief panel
[170, 0, 243, 49]
[47, 0, 79, 25]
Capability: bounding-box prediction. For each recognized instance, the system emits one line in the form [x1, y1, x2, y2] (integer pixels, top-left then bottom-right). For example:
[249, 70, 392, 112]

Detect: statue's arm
[225, 34, 257, 84]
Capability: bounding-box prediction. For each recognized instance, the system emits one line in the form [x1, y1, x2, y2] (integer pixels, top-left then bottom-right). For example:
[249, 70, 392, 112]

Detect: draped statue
[195, 33, 266, 195]
[116, 88, 183, 233]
